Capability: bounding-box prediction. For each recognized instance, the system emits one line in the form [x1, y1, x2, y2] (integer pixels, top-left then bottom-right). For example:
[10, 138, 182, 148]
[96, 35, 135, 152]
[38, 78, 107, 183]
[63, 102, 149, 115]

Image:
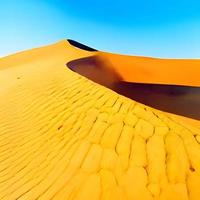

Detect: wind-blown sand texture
[0, 40, 200, 200]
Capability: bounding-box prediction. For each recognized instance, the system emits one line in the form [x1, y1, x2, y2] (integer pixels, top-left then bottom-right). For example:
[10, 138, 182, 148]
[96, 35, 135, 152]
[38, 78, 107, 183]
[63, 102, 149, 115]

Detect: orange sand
[100, 52, 200, 87]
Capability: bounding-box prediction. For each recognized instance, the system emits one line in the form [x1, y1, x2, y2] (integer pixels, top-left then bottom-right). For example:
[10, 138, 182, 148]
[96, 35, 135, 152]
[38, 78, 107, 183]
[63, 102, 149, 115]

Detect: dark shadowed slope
[67, 39, 98, 52]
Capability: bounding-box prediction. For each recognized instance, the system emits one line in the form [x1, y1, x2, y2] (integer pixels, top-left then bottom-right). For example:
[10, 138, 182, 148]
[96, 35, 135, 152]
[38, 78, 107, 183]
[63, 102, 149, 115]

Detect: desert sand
[0, 39, 200, 200]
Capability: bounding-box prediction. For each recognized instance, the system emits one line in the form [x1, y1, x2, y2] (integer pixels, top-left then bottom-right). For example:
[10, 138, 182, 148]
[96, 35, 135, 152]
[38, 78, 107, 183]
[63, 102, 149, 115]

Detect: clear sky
[0, 0, 200, 58]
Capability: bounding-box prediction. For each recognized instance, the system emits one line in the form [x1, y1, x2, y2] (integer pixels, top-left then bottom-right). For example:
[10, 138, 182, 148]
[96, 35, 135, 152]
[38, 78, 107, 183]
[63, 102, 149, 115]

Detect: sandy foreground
[0, 40, 200, 200]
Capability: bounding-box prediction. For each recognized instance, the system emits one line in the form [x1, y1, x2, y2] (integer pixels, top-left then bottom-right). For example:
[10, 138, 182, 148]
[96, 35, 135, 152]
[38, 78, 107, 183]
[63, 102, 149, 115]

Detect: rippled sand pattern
[0, 41, 200, 200]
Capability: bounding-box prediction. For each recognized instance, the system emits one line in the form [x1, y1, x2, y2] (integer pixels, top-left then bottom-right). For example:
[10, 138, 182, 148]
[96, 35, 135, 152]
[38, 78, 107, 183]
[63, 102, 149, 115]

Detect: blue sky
[0, 0, 200, 58]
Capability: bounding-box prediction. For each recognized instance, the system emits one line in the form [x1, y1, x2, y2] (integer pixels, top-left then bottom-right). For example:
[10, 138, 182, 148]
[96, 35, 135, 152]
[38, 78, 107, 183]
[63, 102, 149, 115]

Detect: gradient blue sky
[0, 0, 200, 58]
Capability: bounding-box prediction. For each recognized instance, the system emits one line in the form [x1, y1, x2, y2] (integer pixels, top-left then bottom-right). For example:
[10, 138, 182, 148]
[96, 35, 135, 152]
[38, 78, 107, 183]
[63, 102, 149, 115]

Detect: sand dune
[0, 39, 200, 200]
[67, 55, 200, 120]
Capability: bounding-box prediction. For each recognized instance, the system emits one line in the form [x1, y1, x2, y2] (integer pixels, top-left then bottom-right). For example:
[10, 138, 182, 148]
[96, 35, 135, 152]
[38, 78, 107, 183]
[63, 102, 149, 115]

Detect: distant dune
[0, 39, 200, 200]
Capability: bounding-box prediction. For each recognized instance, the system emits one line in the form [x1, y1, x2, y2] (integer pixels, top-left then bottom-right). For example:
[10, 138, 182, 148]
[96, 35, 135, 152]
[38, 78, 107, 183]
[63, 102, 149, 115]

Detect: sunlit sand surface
[0, 40, 200, 200]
